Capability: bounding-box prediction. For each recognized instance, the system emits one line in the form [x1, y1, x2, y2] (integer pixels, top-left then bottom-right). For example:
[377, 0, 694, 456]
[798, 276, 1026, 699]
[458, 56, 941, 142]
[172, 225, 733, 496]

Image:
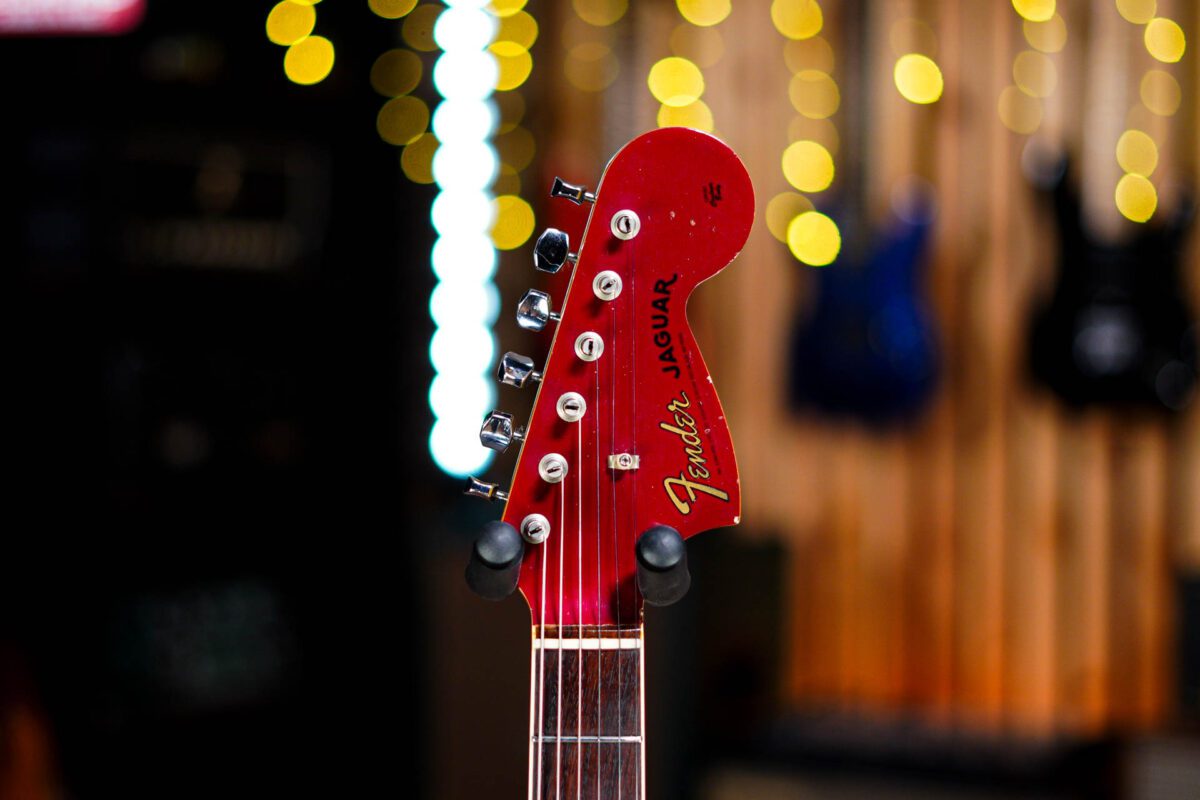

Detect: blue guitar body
[789, 209, 939, 424]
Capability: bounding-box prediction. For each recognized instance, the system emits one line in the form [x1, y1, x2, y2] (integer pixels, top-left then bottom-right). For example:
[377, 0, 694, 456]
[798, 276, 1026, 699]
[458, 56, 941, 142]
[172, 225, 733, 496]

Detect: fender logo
[659, 391, 730, 515]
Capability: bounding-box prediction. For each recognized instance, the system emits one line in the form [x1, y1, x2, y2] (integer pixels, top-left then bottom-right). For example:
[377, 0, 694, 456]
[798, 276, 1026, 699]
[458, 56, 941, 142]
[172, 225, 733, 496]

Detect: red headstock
[473, 128, 753, 627]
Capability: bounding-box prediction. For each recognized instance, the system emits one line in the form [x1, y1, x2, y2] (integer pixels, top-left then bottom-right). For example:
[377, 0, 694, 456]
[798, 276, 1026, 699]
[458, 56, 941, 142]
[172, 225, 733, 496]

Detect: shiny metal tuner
[550, 177, 595, 205]
[533, 228, 577, 274]
[497, 352, 542, 388]
[516, 289, 561, 331]
[464, 476, 509, 503]
[480, 410, 525, 452]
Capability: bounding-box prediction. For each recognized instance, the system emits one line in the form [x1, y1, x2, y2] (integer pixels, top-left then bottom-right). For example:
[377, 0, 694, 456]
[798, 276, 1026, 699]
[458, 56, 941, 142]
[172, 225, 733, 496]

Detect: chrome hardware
[574, 332, 604, 362]
[593, 270, 623, 301]
[497, 352, 542, 388]
[520, 513, 551, 544]
[516, 289, 561, 331]
[556, 392, 587, 422]
[608, 453, 640, 470]
[538, 453, 568, 484]
[480, 411, 525, 452]
[533, 228, 577, 274]
[550, 177, 595, 205]
[464, 476, 509, 502]
[611, 209, 641, 240]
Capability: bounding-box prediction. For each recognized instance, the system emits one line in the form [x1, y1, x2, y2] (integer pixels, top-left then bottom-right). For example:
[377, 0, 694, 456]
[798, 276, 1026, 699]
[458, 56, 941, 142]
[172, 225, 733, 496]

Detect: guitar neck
[529, 625, 646, 800]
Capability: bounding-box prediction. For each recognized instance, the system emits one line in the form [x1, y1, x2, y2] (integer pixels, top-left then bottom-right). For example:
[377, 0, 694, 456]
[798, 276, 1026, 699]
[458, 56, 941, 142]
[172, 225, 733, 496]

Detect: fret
[530, 626, 644, 800]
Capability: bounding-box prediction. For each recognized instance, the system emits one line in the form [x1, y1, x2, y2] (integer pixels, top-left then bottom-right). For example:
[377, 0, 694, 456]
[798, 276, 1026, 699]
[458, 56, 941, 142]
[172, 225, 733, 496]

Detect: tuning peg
[497, 352, 541, 388]
[550, 177, 595, 205]
[466, 520, 525, 600]
[635, 525, 691, 607]
[464, 476, 509, 503]
[516, 289, 561, 331]
[533, 228, 577, 274]
[480, 410, 525, 452]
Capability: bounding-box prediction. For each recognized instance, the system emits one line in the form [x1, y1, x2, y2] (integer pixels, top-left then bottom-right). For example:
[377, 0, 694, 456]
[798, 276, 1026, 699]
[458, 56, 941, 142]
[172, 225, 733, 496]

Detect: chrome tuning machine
[516, 289, 560, 331]
[479, 410, 525, 452]
[464, 476, 509, 503]
[497, 352, 542, 388]
[550, 177, 595, 205]
[533, 228, 577, 274]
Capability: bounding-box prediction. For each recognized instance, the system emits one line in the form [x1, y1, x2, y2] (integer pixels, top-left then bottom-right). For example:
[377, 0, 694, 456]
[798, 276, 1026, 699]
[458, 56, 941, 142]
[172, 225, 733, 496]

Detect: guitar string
[631, 231, 641, 800]
[595, 309, 604, 800]
[557, 477, 565, 800]
[536, 487, 549, 800]
[612, 245, 623, 800]
[576, 418, 583, 800]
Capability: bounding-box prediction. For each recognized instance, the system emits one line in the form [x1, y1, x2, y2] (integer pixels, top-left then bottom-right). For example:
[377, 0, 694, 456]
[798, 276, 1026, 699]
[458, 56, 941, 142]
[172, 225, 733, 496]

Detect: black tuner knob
[635, 525, 691, 607]
[550, 177, 595, 205]
[466, 520, 525, 601]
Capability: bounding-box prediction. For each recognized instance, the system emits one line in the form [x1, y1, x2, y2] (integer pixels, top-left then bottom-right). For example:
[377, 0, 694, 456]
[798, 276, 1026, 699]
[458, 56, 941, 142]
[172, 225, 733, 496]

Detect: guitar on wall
[461, 127, 753, 798]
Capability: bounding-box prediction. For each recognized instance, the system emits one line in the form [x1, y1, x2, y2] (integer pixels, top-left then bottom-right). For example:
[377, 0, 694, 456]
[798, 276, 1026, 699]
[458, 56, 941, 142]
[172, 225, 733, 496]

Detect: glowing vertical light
[428, 0, 500, 476]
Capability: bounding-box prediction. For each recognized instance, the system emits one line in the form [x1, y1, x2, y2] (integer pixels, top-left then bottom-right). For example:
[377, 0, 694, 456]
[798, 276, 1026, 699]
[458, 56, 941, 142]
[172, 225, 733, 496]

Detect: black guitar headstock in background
[1028, 157, 1197, 412]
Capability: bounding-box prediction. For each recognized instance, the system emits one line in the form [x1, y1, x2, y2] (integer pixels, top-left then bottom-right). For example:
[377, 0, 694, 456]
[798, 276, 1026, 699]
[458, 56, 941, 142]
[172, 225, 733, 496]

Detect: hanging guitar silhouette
[462, 128, 752, 798]
[1027, 158, 1197, 411]
[789, 194, 939, 423]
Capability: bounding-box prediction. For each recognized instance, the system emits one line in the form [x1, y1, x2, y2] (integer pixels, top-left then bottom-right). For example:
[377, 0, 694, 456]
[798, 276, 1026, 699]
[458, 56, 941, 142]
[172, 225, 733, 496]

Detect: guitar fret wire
[534, 736, 643, 744]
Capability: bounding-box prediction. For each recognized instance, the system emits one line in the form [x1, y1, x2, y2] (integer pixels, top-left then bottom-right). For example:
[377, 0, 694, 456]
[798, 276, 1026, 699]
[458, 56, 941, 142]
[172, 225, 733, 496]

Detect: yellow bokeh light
[788, 116, 838, 155]
[1116, 0, 1156, 25]
[573, 0, 627, 27]
[771, 0, 823, 40]
[402, 5, 441, 52]
[1011, 0, 1055, 22]
[787, 211, 841, 266]
[765, 192, 814, 242]
[377, 95, 429, 145]
[565, 43, 619, 92]
[676, 0, 730, 27]
[998, 85, 1042, 134]
[495, 126, 536, 172]
[670, 24, 725, 68]
[369, 0, 417, 19]
[1115, 174, 1157, 222]
[1012, 50, 1056, 98]
[1140, 70, 1181, 116]
[266, 2, 315, 46]
[284, 36, 335, 85]
[496, 11, 538, 52]
[1144, 17, 1185, 63]
[1116, 129, 1158, 177]
[889, 18, 937, 58]
[494, 49, 533, 91]
[784, 36, 834, 74]
[371, 49, 423, 97]
[494, 164, 521, 196]
[894, 53, 944, 104]
[648, 57, 705, 107]
[789, 69, 840, 119]
[782, 140, 835, 193]
[401, 133, 438, 184]
[657, 99, 714, 132]
[491, 195, 536, 250]
[489, 0, 528, 18]
[1022, 14, 1067, 53]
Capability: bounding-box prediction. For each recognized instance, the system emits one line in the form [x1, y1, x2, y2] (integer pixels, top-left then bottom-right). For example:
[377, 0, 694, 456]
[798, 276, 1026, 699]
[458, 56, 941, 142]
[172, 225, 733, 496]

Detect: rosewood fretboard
[529, 625, 645, 800]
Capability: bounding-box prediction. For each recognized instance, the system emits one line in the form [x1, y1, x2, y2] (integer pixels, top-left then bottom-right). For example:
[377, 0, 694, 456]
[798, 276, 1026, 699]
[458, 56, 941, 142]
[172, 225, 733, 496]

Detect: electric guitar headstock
[463, 127, 753, 625]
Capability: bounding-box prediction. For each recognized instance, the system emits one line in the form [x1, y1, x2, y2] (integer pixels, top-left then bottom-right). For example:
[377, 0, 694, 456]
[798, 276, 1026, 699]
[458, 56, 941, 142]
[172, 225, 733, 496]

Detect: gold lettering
[664, 474, 730, 515]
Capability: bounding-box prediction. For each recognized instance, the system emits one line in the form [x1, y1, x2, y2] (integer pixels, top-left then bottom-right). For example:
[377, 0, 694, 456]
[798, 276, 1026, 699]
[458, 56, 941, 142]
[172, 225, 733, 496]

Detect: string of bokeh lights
[647, 0, 727, 133]
[1006, 0, 1187, 224]
[265, 0, 335, 85]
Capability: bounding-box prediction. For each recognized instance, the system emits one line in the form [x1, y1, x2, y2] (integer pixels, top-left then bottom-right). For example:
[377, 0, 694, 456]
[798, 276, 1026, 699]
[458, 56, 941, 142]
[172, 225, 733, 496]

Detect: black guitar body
[1028, 162, 1197, 411]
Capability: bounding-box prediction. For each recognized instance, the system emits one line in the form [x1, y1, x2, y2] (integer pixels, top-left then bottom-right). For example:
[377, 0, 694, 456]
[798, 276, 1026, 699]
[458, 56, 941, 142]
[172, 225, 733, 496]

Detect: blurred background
[3, 0, 1198, 798]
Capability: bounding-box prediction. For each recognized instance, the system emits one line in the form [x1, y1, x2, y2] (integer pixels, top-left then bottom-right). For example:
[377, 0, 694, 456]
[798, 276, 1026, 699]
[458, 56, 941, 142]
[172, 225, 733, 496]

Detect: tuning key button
[480, 411, 525, 452]
[516, 289, 561, 331]
[464, 476, 509, 503]
[574, 332, 604, 362]
[497, 352, 542, 388]
[533, 228, 577, 274]
[593, 271, 623, 301]
[550, 177, 596, 205]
